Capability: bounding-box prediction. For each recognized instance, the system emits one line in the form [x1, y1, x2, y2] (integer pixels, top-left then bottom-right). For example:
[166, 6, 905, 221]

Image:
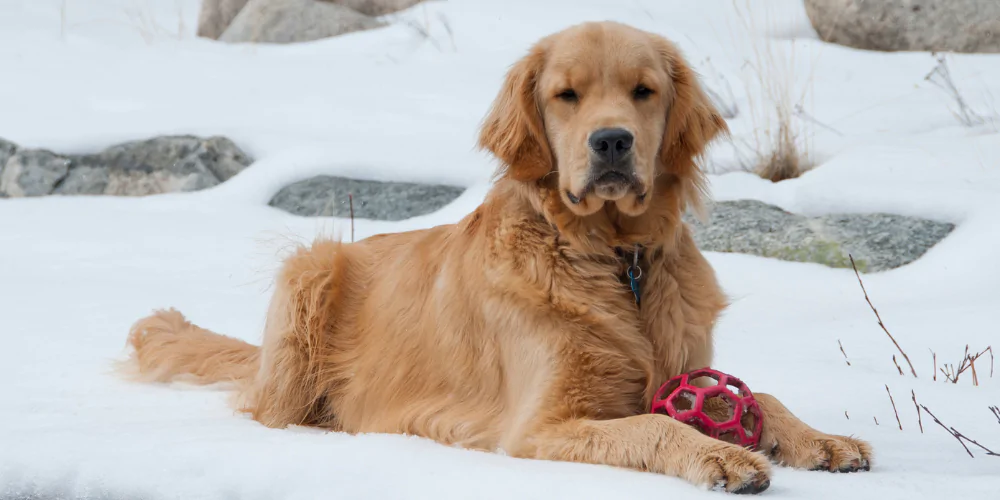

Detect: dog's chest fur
[488, 214, 709, 421]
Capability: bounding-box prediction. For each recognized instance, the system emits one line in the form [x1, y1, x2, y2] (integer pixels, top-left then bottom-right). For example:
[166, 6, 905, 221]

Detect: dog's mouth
[566, 168, 643, 204]
[595, 171, 631, 186]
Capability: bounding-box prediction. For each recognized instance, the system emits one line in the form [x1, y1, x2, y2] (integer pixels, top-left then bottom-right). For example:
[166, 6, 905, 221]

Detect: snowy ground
[1, 0, 999, 499]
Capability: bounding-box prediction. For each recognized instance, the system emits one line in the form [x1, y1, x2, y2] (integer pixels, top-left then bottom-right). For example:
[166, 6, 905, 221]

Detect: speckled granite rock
[685, 200, 954, 272]
[0, 136, 252, 197]
[269, 175, 464, 220]
[804, 0, 1000, 53]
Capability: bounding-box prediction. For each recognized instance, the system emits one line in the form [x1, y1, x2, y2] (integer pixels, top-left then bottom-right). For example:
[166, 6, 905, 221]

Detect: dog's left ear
[656, 38, 728, 211]
[478, 44, 553, 182]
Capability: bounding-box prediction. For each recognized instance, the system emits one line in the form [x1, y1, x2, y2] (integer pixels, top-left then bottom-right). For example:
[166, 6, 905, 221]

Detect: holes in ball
[718, 430, 741, 445]
[689, 373, 721, 388]
[726, 379, 748, 397]
[671, 389, 698, 412]
[656, 378, 682, 402]
[703, 392, 736, 423]
[741, 407, 759, 437]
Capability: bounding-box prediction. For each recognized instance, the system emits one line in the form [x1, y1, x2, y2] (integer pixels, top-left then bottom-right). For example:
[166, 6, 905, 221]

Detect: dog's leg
[237, 240, 353, 430]
[755, 393, 872, 472]
[522, 414, 771, 494]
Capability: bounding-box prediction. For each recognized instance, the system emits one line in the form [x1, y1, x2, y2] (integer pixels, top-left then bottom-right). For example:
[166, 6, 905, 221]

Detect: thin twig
[912, 390, 924, 433]
[977, 346, 993, 378]
[944, 345, 992, 385]
[886, 385, 902, 430]
[348, 193, 355, 243]
[931, 349, 937, 381]
[873, 416, 879, 426]
[892, 355, 904, 376]
[990, 406, 1000, 424]
[925, 55, 985, 127]
[920, 404, 973, 457]
[838, 339, 851, 366]
[850, 255, 917, 377]
[941, 364, 956, 383]
[793, 103, 844, 136]
[953, 345, 972, 384]
[845, 411, 850, 420]
[949, 426, 999, 457]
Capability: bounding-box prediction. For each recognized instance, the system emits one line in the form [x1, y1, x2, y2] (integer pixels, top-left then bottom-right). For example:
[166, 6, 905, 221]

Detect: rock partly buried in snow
[0, 138, 15, 169]
[200, 0, 428, 41]
[197, 0, 250, 40]
[0, 138, 19, 197]
[0, 149, 71, 197]
[685, 200, 954, 272]
[804, 0, 1000, 53]
[0, 136, 252, 197]
[269, 175, 465, 220]
[219, 0, 385, 44]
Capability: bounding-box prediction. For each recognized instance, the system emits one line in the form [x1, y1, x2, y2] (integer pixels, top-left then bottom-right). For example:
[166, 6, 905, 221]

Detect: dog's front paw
[768, 430, 871, 473]
[688, 442, 772, 495]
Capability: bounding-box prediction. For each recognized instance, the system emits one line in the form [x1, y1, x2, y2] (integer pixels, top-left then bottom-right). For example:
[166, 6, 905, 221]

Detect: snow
[1, 0, 999, 499]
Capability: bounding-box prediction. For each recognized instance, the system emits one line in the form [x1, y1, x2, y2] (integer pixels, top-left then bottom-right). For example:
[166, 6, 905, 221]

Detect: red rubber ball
[650, 368, 763, 450]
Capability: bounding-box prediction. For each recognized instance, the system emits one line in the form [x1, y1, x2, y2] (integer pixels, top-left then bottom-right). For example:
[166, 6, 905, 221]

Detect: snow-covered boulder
[685, 200, 954, 272]
[804, 0, 1000, 53]
[0, 136, 252, 197]
[269, 175, 465, 220]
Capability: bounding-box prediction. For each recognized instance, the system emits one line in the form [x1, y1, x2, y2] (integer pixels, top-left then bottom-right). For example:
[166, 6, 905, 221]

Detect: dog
[123, 21, 872, 494]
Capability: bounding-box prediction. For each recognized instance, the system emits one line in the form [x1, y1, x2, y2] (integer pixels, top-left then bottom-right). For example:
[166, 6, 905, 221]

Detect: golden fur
[123, 22, 871, 494]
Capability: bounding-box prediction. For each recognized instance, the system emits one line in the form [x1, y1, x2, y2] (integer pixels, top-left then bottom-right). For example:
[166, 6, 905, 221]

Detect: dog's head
[479, 22, 727, 218]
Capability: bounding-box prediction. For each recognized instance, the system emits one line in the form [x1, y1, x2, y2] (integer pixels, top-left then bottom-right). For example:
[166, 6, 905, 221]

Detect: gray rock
[200, 136, 253, 182]
[804, 0, 1000, 53]
[64, 135, 252, 196]
[269, 175, 464, 220]
[0, 149, 72, 197]
[685, 200, 954, 272]
[198, 0, 429, 42]
[0, 135, 252, 197]
[0, 137, 16, 169]
[220, 0, 384, 44]
[52, 165, 110, 195]
[0, 138, 16, 198]
[197, 0, 250, 40]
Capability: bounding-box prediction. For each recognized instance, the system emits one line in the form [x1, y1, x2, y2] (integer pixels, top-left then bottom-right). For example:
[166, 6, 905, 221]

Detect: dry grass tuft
[924, 55, 992, 128]
[726, 0, 815, 182]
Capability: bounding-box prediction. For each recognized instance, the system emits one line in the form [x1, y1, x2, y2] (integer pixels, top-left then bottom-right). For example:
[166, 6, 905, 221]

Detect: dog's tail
[121, 309, 260, 386]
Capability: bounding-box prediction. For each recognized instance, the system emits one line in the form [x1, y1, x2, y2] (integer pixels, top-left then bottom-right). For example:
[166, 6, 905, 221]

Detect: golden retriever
[123, 21, 872, 494]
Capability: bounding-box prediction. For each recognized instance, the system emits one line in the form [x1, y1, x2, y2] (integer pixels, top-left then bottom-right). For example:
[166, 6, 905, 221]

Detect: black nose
[589, 128, 634, 163]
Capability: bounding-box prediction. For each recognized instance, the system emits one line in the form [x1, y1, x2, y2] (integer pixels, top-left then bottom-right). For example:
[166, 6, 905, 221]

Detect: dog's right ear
[478, 45, 552, 182]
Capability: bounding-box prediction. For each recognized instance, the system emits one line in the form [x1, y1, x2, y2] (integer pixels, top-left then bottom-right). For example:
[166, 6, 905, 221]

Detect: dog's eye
[633, 85, 654, 100]
[556, 89, 578, 102]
